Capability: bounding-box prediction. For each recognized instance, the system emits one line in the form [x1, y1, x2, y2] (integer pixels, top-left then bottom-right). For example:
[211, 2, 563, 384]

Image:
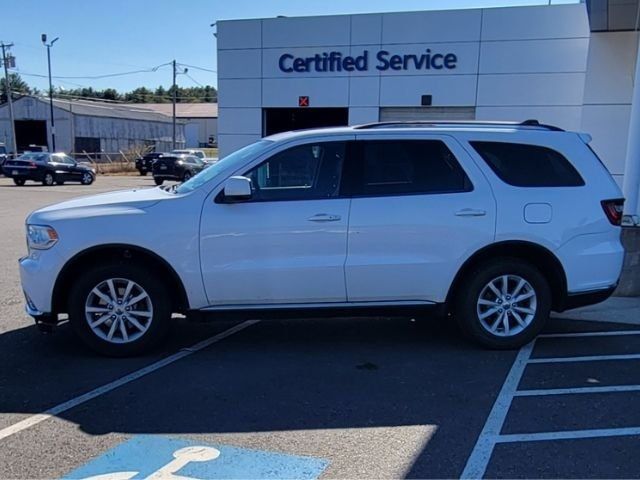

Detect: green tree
[0, 73, 31, 103]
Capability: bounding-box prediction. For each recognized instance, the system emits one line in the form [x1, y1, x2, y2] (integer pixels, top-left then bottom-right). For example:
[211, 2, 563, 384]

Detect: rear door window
[347, 140, 472, 197]
[470, 141, 585, 187]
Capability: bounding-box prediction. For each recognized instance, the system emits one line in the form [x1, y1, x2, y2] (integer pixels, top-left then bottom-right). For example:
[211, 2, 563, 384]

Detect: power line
[11, 61, 173, 80]
[184, 72, 204, 87]
[178, 63, 217, 73]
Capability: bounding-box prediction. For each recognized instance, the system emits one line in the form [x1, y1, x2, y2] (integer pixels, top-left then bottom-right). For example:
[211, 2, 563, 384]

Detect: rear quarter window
[470, 141, 585, 187]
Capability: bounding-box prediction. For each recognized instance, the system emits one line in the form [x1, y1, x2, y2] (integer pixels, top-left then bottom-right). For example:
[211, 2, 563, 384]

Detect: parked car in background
[135, 152, 165, 176]
[2, 152, 96, 186]
[22, 145, 48, 153]
[152, 154, 206, 185]
[0, 143, 7, 168]
[172, 149, 217, 165]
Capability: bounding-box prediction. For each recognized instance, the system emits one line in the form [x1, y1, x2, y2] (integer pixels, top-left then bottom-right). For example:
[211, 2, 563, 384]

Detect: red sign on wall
[298, 96, 309, 107]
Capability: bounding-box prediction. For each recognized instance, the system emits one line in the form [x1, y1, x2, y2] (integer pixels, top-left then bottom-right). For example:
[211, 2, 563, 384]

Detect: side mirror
[223, 176, 252, 202]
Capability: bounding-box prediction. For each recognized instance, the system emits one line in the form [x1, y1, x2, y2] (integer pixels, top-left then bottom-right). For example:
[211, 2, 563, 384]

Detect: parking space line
[539, 330, 640, 339]
[514, 384, 640, 396]
[528, 353, 640, 364]
[0, 320, 259, 442]
[495, 426, 640, 443]
[460, 341, 535, 479]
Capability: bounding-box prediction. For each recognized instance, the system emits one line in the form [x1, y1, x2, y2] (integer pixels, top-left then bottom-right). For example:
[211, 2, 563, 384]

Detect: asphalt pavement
[1, 175, 640, 479]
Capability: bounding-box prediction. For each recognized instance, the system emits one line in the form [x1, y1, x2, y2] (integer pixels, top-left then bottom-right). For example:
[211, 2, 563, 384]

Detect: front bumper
[19, 249, 64, 318]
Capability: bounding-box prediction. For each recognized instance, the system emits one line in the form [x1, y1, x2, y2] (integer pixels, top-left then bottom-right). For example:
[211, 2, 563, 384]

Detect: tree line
[0, 73, 217, 104]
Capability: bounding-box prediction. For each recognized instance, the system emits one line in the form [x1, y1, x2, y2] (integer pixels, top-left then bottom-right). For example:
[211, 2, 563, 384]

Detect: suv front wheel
[68, 264, 171, 356]
[454, 258, 551, 349]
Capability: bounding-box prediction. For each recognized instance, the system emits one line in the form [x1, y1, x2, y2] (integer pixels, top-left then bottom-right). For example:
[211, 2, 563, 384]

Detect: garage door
[379, 106, 476, 122]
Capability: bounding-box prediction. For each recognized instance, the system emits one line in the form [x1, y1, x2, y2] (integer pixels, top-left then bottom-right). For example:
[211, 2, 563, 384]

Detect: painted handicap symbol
[81, 446, 221, 480]
[63, 435, 328, 480]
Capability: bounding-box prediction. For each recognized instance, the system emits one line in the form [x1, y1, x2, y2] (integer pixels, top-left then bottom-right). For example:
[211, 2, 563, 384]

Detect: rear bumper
[558, 284, 617, 312]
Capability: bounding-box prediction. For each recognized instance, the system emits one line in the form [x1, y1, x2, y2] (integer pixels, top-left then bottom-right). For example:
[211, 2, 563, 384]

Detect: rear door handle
[455, 208, 487, 217]
[308, 213, 341, 222]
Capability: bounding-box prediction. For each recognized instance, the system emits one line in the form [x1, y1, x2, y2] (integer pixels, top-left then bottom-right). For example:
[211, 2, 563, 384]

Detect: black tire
[139, 170, 147, 176]
[68, 263, 172, 356]
[42, 172, 55, 186]
[13, 178, 26, 186]
[154, 177, 164, 186]
[80, 172, 95, 185]
[453, 258, 551, 349]
[182, 171, 192, 182]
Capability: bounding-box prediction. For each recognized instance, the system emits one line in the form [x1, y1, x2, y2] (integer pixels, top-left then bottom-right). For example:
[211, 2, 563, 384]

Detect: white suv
[20, 121, 624, 356]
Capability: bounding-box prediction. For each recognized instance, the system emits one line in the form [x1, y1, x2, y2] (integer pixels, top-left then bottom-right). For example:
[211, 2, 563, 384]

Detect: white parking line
[528, 353, 640, 364]
[460, 341, 535, 479]
[496, 426, 640, 443]
[539, 330, 640, 339]
[514, 384, 640, 396]
[0, 320, 259, 442]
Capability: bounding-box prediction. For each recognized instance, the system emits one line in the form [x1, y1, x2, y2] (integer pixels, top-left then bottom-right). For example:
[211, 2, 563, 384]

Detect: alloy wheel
[84, 278, 154, 344]
[476, 274, 537, 337]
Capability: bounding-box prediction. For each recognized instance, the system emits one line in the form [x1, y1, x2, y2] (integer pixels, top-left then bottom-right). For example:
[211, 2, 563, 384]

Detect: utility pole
[172, 59, 176, 150]
[1, 42, 18, 158]
[41, 34, 59, 152]
[171, 61, 188, 150]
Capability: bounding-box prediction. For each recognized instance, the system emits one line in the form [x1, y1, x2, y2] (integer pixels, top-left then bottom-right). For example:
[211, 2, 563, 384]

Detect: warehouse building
[132, 103, 218, 148]
[0, 96, 185, 155]
[216, 0, 640, 215]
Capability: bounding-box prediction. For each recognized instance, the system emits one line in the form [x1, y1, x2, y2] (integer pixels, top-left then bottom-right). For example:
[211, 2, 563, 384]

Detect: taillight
[27, 162, 37, 169]
[601, 199, 624, 226]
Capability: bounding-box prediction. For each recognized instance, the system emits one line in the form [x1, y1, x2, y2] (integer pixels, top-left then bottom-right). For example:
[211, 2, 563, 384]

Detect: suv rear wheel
[154, 177, 164, 186]
[13, 178, 25, 186]
[68, 264, 171, 356]
[454, 258, 551, 349]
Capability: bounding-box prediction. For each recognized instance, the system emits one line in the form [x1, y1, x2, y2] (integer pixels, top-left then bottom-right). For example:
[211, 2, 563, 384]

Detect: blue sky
[3, 0, 576, 94]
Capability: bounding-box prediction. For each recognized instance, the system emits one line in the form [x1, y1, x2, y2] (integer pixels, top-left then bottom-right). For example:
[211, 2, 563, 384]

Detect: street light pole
[41, 34, 59, 152]
[172, 59, 176, 150]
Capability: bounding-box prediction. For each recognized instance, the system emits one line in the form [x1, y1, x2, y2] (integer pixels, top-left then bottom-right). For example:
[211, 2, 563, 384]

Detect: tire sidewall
[455, 259, 551, 349]
[81, 172, 94, 185]
[68, 264, 171, 356]
[43, 172, 55, 186]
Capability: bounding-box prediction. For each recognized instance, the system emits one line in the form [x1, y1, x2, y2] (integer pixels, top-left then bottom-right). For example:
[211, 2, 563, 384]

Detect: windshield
[175, 140, 273, 194]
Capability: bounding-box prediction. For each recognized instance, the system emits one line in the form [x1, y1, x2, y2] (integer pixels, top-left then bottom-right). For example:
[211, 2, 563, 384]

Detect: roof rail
[353, 119, 564, 132]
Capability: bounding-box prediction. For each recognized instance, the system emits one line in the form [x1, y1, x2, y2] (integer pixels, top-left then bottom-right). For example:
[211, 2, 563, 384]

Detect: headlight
[26, 224, 59, 250]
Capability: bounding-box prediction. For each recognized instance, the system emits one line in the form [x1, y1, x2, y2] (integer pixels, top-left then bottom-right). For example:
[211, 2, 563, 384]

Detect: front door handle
[308, 213, 341, 222]
[455, 208, 487, 217]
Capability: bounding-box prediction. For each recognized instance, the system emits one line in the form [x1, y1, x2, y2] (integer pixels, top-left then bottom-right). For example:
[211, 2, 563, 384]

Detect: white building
[131, 103, 218, 148]
[216, 0, 640, 214]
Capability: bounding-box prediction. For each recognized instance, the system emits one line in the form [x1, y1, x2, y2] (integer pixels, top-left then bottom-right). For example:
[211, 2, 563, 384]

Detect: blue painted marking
[62, 435, 329, 480]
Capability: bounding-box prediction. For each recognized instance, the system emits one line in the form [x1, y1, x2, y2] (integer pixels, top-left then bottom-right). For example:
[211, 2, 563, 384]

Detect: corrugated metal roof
[47, 97, 179, 123]
[128, 102, 218, 118]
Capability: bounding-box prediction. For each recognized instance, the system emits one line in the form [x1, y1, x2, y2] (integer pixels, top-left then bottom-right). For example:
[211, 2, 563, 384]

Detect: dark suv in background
[2, 152, 96, 186]
[135, 152, 165, 176]
[152, 154, 206, 185]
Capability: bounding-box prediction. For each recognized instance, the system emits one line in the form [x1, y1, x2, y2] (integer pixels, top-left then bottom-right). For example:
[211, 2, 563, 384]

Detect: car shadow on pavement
[14, 316, 516, 478]
[3, 316, 629, 478]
